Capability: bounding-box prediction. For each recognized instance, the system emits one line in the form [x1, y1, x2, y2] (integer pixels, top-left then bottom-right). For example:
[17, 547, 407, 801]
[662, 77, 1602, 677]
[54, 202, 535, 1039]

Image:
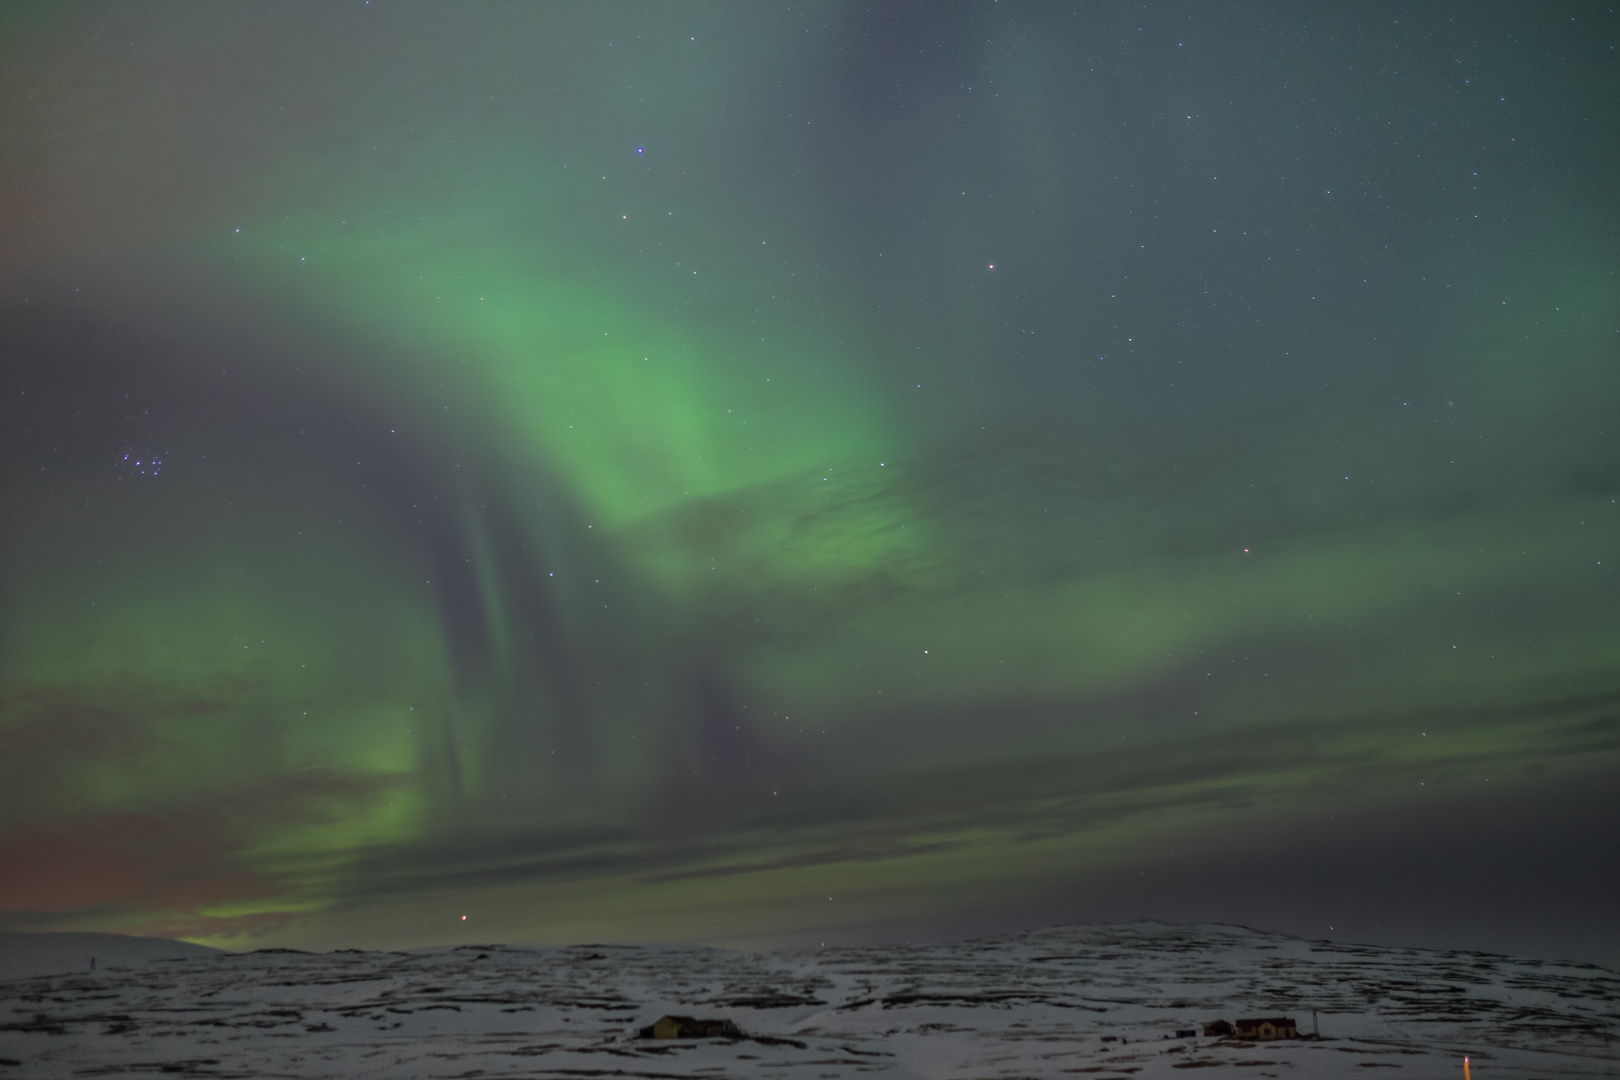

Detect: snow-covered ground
[1, 922, 1615, 1078]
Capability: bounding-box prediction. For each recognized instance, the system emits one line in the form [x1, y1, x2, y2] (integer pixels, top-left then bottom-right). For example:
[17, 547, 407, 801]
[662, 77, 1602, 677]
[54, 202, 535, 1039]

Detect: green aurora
[1, 3, 1616, 962]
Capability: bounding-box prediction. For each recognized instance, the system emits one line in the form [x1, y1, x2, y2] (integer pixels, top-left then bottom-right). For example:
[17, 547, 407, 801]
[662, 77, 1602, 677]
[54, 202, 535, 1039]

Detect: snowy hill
[0, 930, 219, 981]
[1, 922, 1614, 1077]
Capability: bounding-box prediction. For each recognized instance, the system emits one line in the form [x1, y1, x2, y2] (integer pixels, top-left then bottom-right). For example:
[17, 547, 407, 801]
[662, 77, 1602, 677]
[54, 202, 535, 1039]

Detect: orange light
[460, 915, 467, 921]
[1463, 1057, 1470, 1079]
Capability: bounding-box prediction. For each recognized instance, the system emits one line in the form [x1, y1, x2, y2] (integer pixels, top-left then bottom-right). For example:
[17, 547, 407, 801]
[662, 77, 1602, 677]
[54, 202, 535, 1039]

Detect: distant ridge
[0, 931, 221, 981]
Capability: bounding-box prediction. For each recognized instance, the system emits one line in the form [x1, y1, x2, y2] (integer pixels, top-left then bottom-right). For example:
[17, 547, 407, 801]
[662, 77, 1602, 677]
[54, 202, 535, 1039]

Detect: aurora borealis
[2, 3, 1616, 964]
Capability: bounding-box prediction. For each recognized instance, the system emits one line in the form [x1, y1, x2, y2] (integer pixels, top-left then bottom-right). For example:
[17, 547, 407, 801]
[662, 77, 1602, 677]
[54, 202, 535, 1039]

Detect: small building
[637, 1015, 743, 1040]
[1174, 1029, 1197, 1039]
[1202, 1020, 1234, 1038]
[1234, 1016, 1298, 1041]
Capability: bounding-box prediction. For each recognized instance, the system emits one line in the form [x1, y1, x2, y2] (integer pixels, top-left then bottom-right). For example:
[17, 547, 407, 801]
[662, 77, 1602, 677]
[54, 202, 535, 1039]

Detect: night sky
[2, 3, 1617, 966]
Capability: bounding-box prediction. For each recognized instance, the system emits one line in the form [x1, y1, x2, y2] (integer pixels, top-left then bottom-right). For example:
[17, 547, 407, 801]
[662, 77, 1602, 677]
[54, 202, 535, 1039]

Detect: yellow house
[1234, 1016, 1298, 1040]
[637, 1015, 743, 1040]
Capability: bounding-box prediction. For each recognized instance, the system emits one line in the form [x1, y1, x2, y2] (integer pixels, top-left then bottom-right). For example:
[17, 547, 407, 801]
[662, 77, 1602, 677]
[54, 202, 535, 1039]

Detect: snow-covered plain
[1, 922, 1615, 1078]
